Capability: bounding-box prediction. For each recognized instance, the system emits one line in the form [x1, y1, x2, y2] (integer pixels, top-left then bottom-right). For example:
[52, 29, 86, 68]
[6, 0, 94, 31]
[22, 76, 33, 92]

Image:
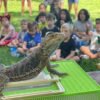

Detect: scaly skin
[0, 32, 67, 96]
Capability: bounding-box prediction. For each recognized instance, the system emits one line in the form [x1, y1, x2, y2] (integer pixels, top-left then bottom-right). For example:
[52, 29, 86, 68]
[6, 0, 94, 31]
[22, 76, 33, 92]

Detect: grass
[0, 0, 100, 71]
[79, 58, 100, 72]
[0, 47, 22, 66]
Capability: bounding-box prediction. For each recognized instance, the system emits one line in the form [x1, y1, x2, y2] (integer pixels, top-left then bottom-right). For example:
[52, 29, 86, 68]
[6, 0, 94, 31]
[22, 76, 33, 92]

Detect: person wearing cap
[0, 0, 8, 15]
[21, 0, 32, 16]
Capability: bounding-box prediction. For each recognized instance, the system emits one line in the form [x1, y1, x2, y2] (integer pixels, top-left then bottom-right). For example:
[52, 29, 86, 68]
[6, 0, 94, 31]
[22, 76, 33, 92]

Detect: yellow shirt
[38, 22, 47, 31]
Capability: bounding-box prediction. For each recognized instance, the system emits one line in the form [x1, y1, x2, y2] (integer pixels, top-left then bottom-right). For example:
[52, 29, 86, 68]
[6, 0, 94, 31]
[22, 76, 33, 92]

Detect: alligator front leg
[46, 59, 68, 76]
[0, 73, 9, 97]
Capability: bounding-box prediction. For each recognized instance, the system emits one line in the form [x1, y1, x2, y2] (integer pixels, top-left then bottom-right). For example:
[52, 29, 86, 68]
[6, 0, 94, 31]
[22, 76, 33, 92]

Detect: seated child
[73, 9, 93, 34]
[37, 12, 47, 31]
[50, 23, 79, 61]
[42, 13, 59, 37]
[55, 9, 72, 28]
[8, 19, 28, 47]
[50, 0, 61, 20]
[72, 20, 100, 59]
[72, 32, 100, 59]
[18, 22, 41, 55]
[90, 18, 100, 52]
[35, 3, 47, 22]
[0, 14, 17, 46]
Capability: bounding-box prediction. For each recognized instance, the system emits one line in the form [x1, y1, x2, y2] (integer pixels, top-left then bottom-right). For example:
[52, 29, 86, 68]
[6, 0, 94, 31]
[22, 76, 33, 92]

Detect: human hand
[23, 47, 28, 51]
[0, 41, 3, 45]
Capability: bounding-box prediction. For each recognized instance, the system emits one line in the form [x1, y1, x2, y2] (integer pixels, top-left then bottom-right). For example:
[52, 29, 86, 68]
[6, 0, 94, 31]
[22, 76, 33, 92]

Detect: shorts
[75, 41, 89, 49]
[68, 0, 79, 4]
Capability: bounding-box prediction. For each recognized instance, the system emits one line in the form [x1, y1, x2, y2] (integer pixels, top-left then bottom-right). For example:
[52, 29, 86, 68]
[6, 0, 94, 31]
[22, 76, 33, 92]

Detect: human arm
[29, 43, 41, 51]
[55, 49, 63, 60]
[0, 25, 15, 42]
[22, 41, 28, 51]
[65, 51, 75, 59]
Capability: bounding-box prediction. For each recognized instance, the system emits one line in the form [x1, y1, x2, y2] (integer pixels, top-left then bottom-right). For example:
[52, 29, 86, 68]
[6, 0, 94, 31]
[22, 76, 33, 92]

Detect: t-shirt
[59, 37, 76, 58]
[41, 26, 59, 37]
[73, 20, 93, 32]
[38, 22, 47, 30]
[17, 30, 27, 43]
[90, 31, 100, 50]
[24, 32, 41, 49]
[0, 24, 16, 38]
[72, 33, 89, 49]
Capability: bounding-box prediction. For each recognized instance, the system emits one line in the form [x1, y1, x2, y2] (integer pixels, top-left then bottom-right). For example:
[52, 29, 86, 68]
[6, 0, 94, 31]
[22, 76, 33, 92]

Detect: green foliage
[78, 59, 100, 72]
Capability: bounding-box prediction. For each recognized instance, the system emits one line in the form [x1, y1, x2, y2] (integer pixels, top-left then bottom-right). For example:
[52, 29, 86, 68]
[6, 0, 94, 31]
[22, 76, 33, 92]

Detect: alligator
[0, 32, 67, 96]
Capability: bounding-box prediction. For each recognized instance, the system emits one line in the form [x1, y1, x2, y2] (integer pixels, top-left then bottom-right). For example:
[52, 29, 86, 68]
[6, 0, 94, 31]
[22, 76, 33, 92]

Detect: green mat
[54, 60, 100, 95]
[2, 60, 100, 100]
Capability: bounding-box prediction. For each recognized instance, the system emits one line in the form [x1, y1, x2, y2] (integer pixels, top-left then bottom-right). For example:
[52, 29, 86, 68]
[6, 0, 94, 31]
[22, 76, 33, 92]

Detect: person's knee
[17, 48, 23, 52]
[89, 54, 97, 59]
[50, 55, 57, 61]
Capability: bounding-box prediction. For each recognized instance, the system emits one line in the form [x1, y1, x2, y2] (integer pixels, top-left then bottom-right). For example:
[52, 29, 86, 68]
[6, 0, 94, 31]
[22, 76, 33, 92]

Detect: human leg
[73, 0, 78, 18]
[71, 56, 80, 61]
[17, 47, 26, 54]
[27, 0, 32, 16]
[68, 0, 73, 13]
[80, 46, 98, 59]
[50, 55, 58, 61]
[0, 0, 2, 10]
[21, 0, 25, 15]
[7, 40, 19, 47]
[3, 0, 8, 15]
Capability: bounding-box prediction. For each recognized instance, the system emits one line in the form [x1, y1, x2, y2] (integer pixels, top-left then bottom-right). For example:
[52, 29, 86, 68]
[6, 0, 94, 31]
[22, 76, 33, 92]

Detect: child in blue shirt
[18, 22, 41, 55]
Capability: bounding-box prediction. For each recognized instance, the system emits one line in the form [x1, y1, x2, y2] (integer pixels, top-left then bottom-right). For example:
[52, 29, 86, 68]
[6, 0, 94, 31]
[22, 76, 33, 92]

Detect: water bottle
[10, 47, 19, 57]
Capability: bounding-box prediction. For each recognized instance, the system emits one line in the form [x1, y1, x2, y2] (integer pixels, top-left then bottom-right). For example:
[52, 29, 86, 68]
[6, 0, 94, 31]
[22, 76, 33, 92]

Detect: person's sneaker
[80, 55, 89, 59]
